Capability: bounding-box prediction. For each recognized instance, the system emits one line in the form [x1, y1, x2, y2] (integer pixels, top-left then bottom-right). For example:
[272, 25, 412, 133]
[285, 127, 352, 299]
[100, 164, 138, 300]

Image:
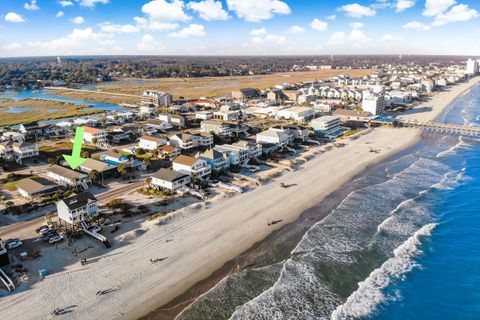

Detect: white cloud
[59, 0, 74, 7]
[328, 29, 370, 46]
[98, 22, 140, 33]
[310, 18, 328, 31]
[380, 33, 395, 41]
[265, 34, 286, 44]
[423, 0, 456, 17]
[56, 11, 65, 18]
[187, 0, 229, 21]
[136, 34, 163, 51]
[71, 16, 85, 24]
[289, 25, 305, 34]
[348, 29, 369, 44]
[29, 28, 111, 52]
[403, 21, 431, 31]
[76, 0, 109, 7]
[24, 0, 40, 11]
[395, 0, 415, 12]
[3, 43, 21, 50]
[338, 3, 376, 18]
[432, 4, 478, 26]
[328, 32, 346, 45]
[134, 16, 178, 31]
[169, 23, 206, 38]
[250, 28, 267, 36]
[349, 22, 365, 29]
[226, 0, 291, 22]
[5, 12, 25, 23]
[140, 0, 191, 30]
[327, 15, 336, 20]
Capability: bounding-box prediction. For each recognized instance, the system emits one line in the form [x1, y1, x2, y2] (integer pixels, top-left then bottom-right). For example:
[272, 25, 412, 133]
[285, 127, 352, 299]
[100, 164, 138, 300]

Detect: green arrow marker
[63, 127, 87, 169]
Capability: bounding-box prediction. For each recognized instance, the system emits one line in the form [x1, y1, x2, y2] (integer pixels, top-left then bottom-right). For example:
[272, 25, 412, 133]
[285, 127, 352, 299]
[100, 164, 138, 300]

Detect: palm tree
[144, 177, 152, 189]
[45, 211, 54, 225]
[88, 170, 100, 184]
[117, 164, 128, 179]
[48, 155, 62, 166]
[191, 172, 199, 189]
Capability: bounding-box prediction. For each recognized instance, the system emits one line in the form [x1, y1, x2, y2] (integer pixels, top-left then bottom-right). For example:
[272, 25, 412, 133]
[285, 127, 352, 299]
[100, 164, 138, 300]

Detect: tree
[135, 148, 145, 156]
[117, 164, 128, 178]
[81, 151, 90, 158]
[48, 155, 62, 166]
[45, 211, 54, 224]
[92, 138, 98, 145]
[191, 172, 199, 188]
[5, 201, 14, 208]
[144, 177, 152, 188]
[143, 158, 151, 169]
[88, 170, 100, 184]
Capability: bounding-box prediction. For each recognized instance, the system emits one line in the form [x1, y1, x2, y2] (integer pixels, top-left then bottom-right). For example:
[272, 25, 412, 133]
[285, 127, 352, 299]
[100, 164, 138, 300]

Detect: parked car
[5, 239, 23, 250]
[42, 231, 58, 242]
[49, 235, 64, 244]
[36, 225, 50, 234]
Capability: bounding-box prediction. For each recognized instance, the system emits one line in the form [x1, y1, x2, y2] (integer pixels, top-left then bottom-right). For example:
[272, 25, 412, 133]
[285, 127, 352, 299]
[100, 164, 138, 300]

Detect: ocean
[173, 83, 480, 320]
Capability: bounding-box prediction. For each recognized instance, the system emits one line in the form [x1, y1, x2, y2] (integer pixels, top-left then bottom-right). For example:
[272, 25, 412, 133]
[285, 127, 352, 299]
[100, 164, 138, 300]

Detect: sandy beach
[1, 77, 479, 320]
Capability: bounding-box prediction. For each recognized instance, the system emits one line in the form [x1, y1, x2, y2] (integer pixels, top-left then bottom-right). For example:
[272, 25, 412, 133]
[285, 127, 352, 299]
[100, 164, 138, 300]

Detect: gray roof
[79, 158, 117, 173]
[47, 165, 87, 181]
[152, 168, 188, 182]
[16, 177, 58, 195]
[61, 192, 97, 211]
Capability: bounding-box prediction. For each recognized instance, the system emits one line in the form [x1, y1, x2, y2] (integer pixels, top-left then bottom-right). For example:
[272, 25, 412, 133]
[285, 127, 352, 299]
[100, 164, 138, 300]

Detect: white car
[49, 235, 64, 244]
[5, 240, 23, 250]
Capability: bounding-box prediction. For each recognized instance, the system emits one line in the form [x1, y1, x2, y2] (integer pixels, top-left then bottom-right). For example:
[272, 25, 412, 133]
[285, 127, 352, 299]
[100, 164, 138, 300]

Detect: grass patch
[0, 98, 104, 126]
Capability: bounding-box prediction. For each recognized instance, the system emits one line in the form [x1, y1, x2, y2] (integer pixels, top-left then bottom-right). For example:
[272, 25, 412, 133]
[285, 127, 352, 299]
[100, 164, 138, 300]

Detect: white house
[142, 90, 172, 107]
[172, 155, 211, 179]
[83, 126, 108, 146]
[362, 93, 385, 116]
[200, 149, 229, 173]
[46, 165, 90, 189]
[56, 192, 99, 224]
[256, 128, 294, 148]
[310, 116, 344, 137]
[151, 168, 191, 192]
[139, 135, 167, 151]
[0, 141, 39, 164]
[276, 107, 315, 122]
[195, 111, 214, 120]
[0, 131, 25, 142]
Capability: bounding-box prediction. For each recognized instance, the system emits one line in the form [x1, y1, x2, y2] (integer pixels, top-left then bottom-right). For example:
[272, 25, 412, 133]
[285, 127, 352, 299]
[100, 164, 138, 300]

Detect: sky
[0, 0, 479, 57]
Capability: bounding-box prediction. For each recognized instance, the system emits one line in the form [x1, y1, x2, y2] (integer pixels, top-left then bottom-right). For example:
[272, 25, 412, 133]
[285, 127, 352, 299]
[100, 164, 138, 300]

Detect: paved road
[0, 180, 144, 240]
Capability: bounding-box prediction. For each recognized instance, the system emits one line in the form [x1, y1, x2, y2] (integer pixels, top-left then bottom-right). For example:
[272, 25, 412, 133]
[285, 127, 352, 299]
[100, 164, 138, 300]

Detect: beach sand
[1, 77, 479, 320]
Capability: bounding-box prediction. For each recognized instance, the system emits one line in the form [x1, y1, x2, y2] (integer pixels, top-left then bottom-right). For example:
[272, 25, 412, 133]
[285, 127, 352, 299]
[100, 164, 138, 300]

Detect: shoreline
[140, 77, 480, 320]
[0, 77, 478, 320]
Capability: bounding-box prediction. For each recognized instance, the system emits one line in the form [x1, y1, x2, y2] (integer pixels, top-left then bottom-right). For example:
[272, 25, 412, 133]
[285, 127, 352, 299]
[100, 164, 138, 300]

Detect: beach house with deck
[56, 192, 99, 224]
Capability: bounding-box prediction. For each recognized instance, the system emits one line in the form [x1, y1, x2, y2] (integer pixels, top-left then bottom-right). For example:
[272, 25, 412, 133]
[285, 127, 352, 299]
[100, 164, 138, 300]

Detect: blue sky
[0, 0, 479, 57]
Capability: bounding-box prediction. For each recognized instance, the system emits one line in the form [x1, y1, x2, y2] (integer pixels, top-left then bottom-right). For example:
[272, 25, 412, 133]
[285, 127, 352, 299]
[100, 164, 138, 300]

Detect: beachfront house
[16, 177, 59, 200]
[150, 168, 191, 192]
[83, 126, 108, 146]
[200, 149, 229, 173]
[139, 135, 167, 151]
[46, 165, 90, 189]
[276, 107, 315, 122]
[56, 192, 99, 225]
[310, 116, 344, 137]
[256, 128, 294, 148]
[172, 155, 211, 180]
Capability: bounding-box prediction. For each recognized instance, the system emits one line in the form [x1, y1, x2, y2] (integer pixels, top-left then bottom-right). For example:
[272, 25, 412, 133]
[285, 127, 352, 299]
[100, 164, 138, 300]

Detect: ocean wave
[330, 223, 437, 320]
[436, 138, 470, 158]
[432, 168, 467, 191]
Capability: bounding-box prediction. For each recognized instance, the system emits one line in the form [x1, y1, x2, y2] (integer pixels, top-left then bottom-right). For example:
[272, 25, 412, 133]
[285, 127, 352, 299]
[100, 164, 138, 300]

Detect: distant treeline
[0, 55, 472, 89]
